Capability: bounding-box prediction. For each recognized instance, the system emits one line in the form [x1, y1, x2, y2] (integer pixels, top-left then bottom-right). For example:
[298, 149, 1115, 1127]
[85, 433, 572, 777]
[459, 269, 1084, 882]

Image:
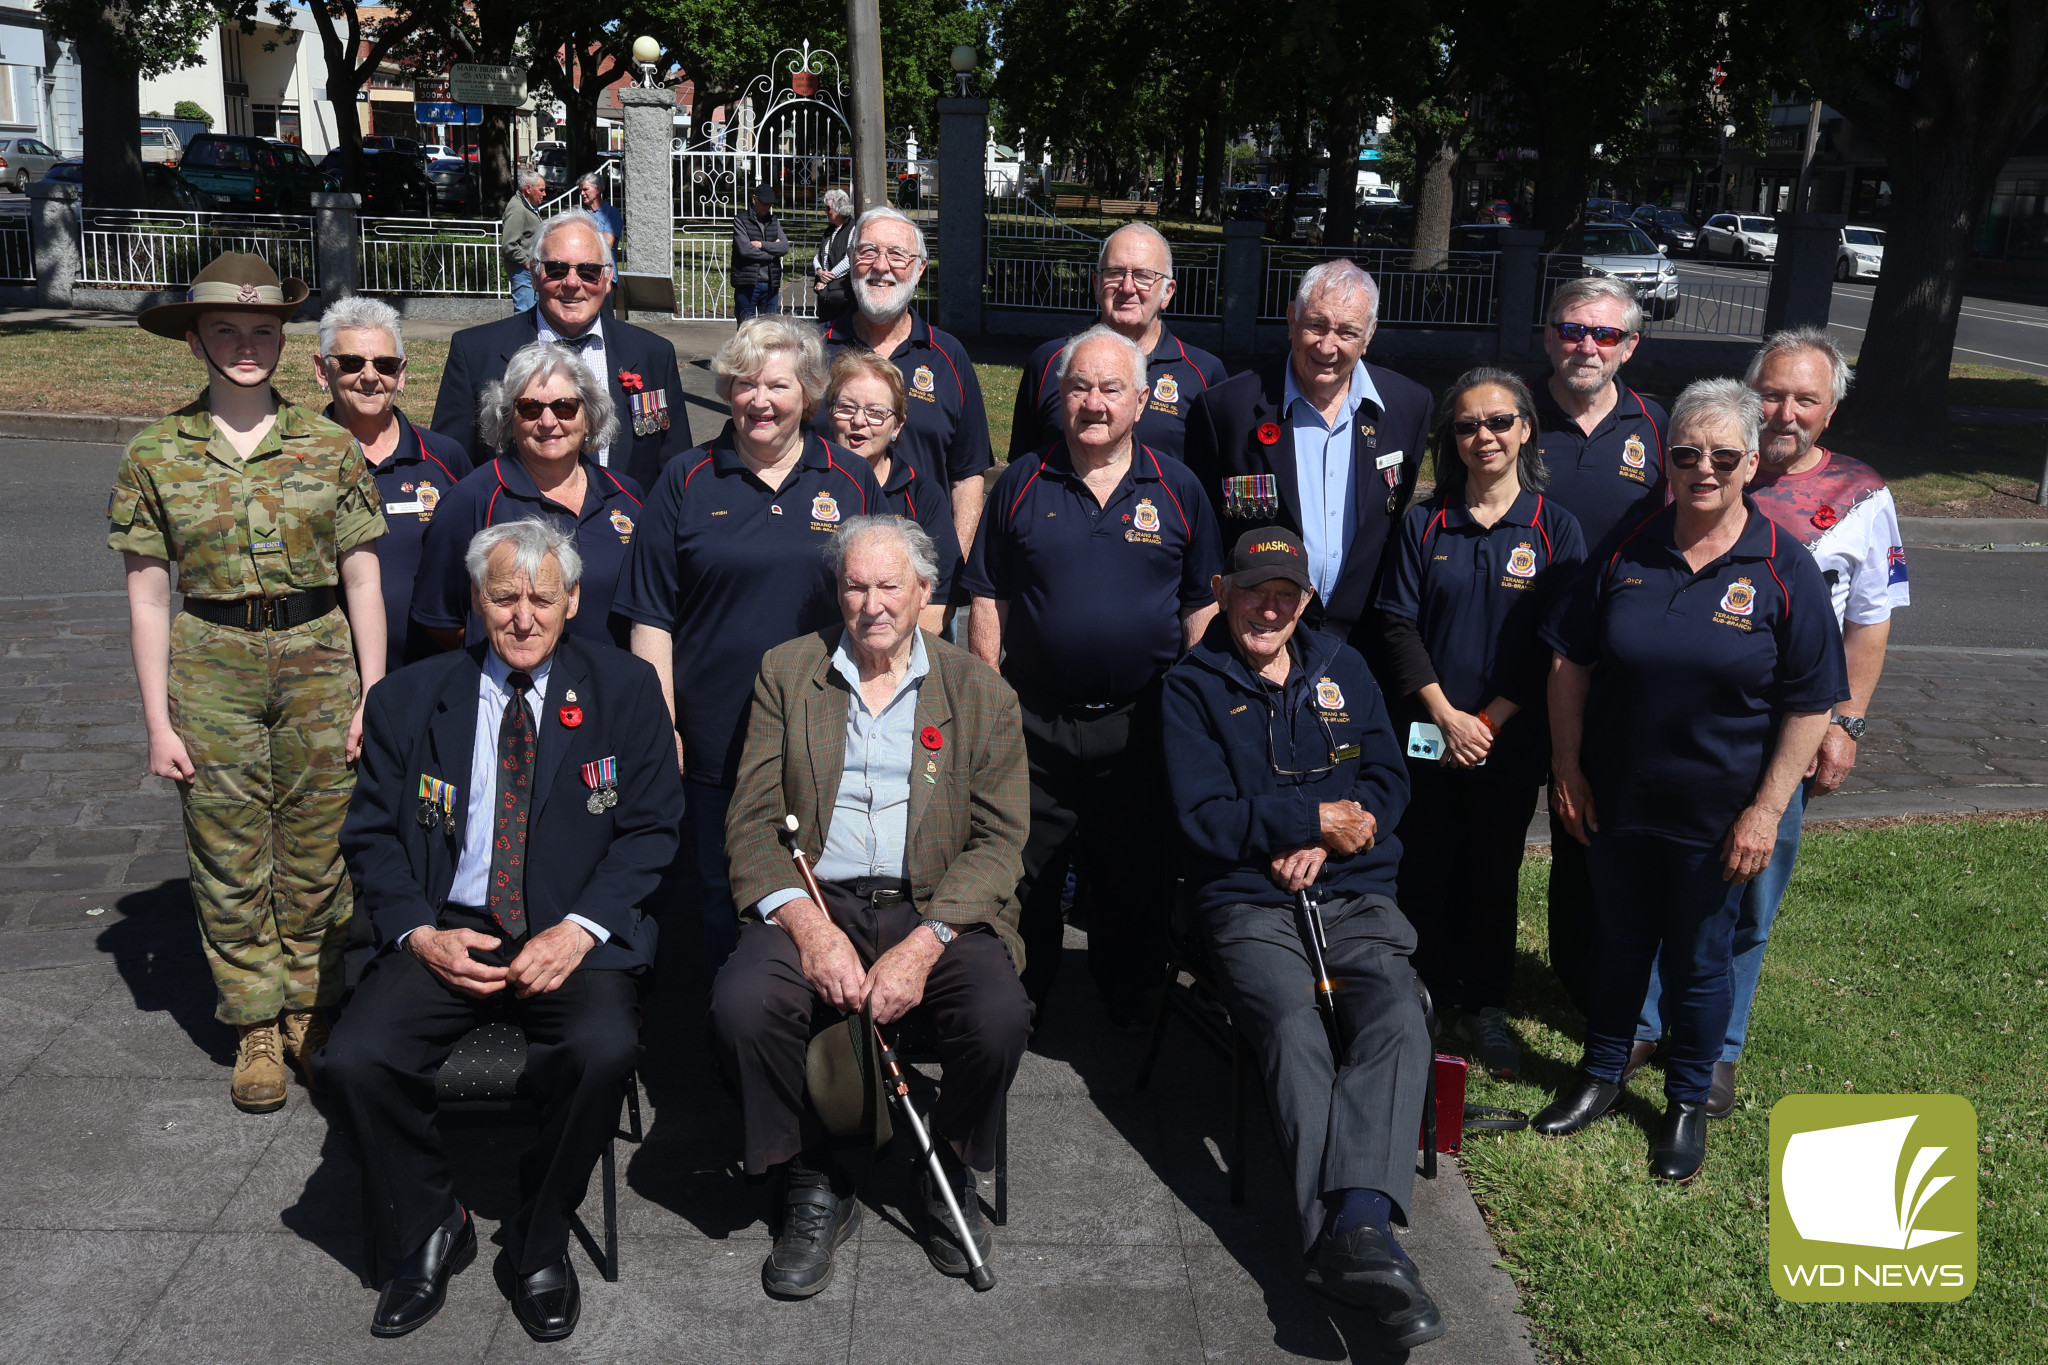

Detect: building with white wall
[139, 9, 338, 156]
[0, 1, 83, 156]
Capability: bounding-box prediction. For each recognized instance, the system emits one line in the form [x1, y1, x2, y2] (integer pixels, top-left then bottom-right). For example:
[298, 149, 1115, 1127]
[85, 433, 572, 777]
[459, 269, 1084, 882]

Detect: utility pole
[847, 0, 887, 213]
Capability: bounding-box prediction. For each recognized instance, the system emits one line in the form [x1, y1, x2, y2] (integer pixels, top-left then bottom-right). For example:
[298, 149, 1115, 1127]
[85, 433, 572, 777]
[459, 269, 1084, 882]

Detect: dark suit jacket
[341, 636, 685, 972]
[723, 628, 1031, 973]
[1183, 355, 1433, 631]
[429, 309, 693, 491]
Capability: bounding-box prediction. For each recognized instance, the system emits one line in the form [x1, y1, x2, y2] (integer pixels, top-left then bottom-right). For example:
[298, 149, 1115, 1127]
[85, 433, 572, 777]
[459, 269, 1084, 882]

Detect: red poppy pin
[618, 370, 644, 393]
[559, 705, 584, 728]
[920, 726, 943, 751]
[1256, 422, 1281, 446]
[1811, 504, 1839, 530]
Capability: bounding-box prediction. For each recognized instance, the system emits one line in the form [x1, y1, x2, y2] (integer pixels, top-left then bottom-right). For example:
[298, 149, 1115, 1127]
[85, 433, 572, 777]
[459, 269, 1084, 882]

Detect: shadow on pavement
[96, 877, 236, 1066]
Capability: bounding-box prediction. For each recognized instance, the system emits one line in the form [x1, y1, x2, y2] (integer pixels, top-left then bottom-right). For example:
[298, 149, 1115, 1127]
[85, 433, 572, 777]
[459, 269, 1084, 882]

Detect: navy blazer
[1183, 355, 1433, 632]
[340, 636, 685, 972]
[429, 309, 694, 492]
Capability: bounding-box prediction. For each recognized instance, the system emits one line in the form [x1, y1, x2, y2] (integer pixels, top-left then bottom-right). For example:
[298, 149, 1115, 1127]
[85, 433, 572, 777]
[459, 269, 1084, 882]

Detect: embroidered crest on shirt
[1507, 544, 1537, 577]
[1133, 499, 1160, 532]
[1714, 576, 1759, 632]
[911, 364, 936, 398]
[610, 509, 634, 542]
[416, 481, 440, 519]
[1622, 434, 1647, 469]
[1153, 374, 1179, 407]
[811, 492, 841, 525]
[1316, 680, 1346, 711]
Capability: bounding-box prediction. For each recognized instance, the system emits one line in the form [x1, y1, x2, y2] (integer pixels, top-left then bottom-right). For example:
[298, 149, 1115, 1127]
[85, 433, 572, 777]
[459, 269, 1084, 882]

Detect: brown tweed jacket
[724, 626, 1030, 972]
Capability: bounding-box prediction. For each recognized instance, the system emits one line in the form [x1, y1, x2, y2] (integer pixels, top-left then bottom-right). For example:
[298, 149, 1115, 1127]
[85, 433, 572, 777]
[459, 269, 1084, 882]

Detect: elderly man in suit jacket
[711, 514, 1031, 1301]
[317, 516, 683, 1343]
[431, 208, 693, 490]
[1183, 259, 1434, 637]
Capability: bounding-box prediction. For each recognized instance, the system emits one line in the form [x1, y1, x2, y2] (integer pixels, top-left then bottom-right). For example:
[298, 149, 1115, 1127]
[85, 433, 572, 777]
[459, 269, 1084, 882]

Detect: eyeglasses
[1265, 694, 1341, 778]
[1552, 322, 1630, 347]
[1451, 414, 1520, 438]
[830, 401, 897, 427]
[1099, 267, 1167, 291]
[514, 397, 583, 421]
[1668, 445, 1749, 473]
[853, 244, 920, 269]
[325, 353, 404, 377]
[535, 260, 607, 283]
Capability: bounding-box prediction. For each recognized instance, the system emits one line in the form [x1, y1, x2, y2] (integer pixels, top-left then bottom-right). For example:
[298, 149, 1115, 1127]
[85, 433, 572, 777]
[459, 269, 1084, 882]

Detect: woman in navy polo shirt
[615, 317, 883, 974]
[411, 340, 643, 650]
[1375, 369, 1585, 1082]
[1535, 378, 1847, 1183]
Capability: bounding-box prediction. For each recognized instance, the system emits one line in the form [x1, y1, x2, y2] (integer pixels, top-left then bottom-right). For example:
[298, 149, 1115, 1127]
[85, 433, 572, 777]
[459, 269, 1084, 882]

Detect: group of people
[107, 197, 1906, 1350]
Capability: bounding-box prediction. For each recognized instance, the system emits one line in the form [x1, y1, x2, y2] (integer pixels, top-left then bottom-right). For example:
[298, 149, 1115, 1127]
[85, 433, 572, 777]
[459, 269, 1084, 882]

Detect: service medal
[587, 790, 607, 815]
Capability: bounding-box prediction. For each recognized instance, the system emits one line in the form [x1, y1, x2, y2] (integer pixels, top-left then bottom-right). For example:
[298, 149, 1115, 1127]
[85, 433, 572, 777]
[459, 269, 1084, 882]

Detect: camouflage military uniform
[108, 391, 387, 1025]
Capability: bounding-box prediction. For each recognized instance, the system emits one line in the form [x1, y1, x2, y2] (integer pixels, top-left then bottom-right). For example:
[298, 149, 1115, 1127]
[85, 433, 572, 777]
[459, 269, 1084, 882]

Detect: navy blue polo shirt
[1375, 490, 1588, 787]
[1010, 324, 1229, 463]
[1533, 382, 1667, 549]
[1540, 500, 1848, 846]
[821, 314, 992, 485]
[333, 408, 471, 666]
[962, 441, 1222, 707]
[612, 432, 884, 788]
[872, 452, 962, 605]
[411, 455, 644, 649]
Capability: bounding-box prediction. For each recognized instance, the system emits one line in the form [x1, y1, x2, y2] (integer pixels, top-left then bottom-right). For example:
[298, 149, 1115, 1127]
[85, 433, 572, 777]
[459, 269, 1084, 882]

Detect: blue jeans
[1636, 782, 1807, 1061]
[684, 779, 739, 977]
[735, 279, 779, 321]
[1582, 832, 1745, 1104]
[509, 268, 536, 312]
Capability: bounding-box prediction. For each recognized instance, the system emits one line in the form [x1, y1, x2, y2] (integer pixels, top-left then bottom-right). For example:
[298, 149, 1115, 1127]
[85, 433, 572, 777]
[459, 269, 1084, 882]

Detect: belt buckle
[869, 887, 904, 907]
[262, 597, 286, 631]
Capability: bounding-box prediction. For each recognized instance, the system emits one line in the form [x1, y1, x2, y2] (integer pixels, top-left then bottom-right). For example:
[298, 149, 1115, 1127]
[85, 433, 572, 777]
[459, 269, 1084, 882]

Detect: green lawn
[1454, 818, 2048, 1364]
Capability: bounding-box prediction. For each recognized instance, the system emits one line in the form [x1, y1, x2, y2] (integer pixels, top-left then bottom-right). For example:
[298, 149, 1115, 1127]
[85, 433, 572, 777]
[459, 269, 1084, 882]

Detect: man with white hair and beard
[820, 207, 993, 556]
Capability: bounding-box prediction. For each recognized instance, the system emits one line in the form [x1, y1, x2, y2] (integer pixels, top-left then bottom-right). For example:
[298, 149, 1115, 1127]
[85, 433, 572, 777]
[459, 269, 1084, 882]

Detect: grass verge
[1453, 818, 2048, 1364]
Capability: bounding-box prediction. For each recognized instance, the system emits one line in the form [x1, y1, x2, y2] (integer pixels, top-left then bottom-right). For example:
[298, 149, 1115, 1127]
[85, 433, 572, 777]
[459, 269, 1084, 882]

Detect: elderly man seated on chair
[1159, 526, 1444, 1349]
[711, 514, 1032, 1299]
[318, 517, 683, 1342]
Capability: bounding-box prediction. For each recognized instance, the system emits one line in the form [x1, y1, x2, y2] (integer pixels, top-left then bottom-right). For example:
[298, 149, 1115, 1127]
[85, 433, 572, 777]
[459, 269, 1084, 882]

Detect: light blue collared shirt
[758, 631, 931, 920]
[1284, 358, 1382, 601]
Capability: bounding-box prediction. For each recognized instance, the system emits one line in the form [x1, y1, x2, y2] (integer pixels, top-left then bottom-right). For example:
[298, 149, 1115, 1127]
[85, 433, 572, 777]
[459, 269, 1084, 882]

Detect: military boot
[232, 1021, 289, 1113]
[279, 1008, 330, 1090]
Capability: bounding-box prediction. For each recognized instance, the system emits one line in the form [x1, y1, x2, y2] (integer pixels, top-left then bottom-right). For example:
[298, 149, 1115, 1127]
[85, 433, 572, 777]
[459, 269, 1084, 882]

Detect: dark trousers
[734, 279, 779, 321]
[1396, 761, 1539, 1013]
[1200, 893, 1430, 1252]
[1014, 692, 1167, 1012]
[683, 779, 739, 975]
[316, 932, 640, 1277]
[1580, 833, 1743, 1104]
[708, 883, 1031, 1174]
[1546, 815, 1596, 1014]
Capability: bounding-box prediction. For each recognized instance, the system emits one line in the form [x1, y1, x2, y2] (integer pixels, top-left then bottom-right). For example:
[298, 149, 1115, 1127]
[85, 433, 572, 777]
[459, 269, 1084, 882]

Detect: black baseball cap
[749, 184, 775, 205]
[1226, 526, 1314, 592]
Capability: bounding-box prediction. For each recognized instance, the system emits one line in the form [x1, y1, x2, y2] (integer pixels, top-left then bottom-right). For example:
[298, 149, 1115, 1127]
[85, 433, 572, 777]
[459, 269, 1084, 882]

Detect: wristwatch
[1830, 712, 1867, 741]
[921, 919, 957, 948]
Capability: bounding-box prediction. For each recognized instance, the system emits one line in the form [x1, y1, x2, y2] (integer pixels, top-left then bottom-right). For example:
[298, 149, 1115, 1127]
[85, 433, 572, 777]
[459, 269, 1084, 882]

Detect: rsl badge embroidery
[1153, 374, 1179, 405]
[609, 509, 634, 542]
[912, 365, 935, 394]
[1623, 434, 1647, 469]
[811, 492, 841, 523]
[1507, 544, 1538, 578]
[1133, 499, 1160, 532]
[1720, 578, 1757, 616]
[1315, 680, 1346, 711]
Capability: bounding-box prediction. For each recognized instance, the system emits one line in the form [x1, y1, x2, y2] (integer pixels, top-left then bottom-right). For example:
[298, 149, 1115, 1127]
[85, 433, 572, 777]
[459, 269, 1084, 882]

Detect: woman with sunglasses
[1533, 378, 1847, 1183]
[1372, 368, 1586, 1082]
[411, 340, 643, 650]
[313, 297, 471, 666]
[822, 349, 958, 634]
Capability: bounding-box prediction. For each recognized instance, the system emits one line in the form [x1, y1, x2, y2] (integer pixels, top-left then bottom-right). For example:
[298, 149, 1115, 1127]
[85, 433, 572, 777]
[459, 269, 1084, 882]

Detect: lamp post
[1718, 122, 1736, 212]
[950, 45, 977, 99]
[632, 35, 660, 88]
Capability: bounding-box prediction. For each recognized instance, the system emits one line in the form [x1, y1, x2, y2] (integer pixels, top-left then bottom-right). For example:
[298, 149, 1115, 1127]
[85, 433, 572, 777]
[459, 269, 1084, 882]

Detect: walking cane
[778, 815, 996, 1291]
[1293, 886, 1343, 1055]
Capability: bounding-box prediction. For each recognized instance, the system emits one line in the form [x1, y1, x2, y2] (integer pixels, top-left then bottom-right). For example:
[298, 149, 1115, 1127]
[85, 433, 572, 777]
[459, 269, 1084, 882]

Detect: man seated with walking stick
[1160, 526, 1444, 1349]
[712, 515, 1033, 1299]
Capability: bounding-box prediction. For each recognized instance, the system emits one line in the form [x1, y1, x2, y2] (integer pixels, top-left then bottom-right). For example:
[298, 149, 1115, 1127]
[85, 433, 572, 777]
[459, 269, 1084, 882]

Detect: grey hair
[1746, 325, 1853, 405]
[477, 339, 621, 455]
[318, 295, 403, 358]
[1670, 377, 1764, 452]
[1057, 323, 1148, 391]
[853, 205, 928, 261]
[464, 516, 584, 591]
[518, 168, 546, 192]
[532, 207, 616, 271]
[821, 188, 855, 219]
[712, 315, 829, 411]
[1547, 275, 1644, 337]
[826, 514, 938, 587]
[1097, 221, 1175, 277]
[1292, 258, 1381, 329]
[575, 170, 606, 197]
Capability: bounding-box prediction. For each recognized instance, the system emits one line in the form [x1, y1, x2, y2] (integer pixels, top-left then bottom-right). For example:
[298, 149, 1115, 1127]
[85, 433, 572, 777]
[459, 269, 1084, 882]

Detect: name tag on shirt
[1374, 450, 1405, 471]
[383, 500, 423, 515]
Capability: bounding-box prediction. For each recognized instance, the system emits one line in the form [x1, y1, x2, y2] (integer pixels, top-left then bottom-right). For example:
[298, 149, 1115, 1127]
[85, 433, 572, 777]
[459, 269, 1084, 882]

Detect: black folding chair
[1134, 921, 1255, 1207]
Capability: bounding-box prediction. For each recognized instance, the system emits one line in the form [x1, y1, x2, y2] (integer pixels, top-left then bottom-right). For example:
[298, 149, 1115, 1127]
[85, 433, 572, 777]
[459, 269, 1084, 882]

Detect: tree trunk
[1408, 113, 1462, 270]
[306, 4, 366, 197]
[1202, 80, 1228, 223]
[1321, 87, 1363, 251]
[78, 10, 144, 209]
[1530, 102, 1588, 249]
[1161, 131, 1179, 207]
[1177, 111, 1203, 216]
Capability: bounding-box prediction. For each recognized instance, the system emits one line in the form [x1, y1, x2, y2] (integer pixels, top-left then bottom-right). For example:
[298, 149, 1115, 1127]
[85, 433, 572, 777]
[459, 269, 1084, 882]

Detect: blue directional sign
[414, 102, 484, 125]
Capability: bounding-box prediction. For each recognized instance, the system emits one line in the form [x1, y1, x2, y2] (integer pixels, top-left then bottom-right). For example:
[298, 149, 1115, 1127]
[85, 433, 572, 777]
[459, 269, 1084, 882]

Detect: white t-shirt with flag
[1748, 448, 1909, 629]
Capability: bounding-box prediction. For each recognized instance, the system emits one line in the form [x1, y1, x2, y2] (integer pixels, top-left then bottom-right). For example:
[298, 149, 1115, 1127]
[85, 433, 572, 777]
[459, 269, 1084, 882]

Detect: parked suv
[1700, 213, 1778, 263]
[1631, 205, 1701, 255]
[317, 149, 433, 216]
[179, 134, 334, 212]
[0, 137, 61, 191]
[40, 161, 212, 211]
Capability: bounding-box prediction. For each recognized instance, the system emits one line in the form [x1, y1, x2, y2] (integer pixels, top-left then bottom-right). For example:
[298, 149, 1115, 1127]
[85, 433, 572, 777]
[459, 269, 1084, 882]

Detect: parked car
[1227, 186, 1271, 222]
[1699, 212, 1778, 262]
[317, 149, 433, 216]
[1586, 196, 1631, 222]
[1631, 205, 1701, 255]
[138, 127, 185, 168]
[422, 143, 459, 161]
[1836, 225, 1886, 281]
[1511, 221, 1682, 319]
[423, 156, 480, 216]
[1470, 199, 1516, 225]
[534, 142, 572, 194]
[1359, 201, 1418, 249]
[179, 134, 334, 212]
[40, 161, 212, 211]
[361, 135, 427, 164]
[0, 136, 61, 191]
[1358, 183, 1400, 206]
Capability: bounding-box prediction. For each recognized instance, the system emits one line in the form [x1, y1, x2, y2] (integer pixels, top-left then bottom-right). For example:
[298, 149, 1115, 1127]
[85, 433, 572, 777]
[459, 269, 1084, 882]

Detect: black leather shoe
[1651, 1101, 1709, 1182]
[1621, 1038, 1662, 1085]
[370, 1205, 475, 1338]
[762, 1166, 861, 1299]
[1304, 1223, 1447, 1348]
[1705, 1060, 1738, 1119]
[916, 1148, 992, 1277]
[511, 1255, 580, 1342]
[1532, 1073, 1621, 1136]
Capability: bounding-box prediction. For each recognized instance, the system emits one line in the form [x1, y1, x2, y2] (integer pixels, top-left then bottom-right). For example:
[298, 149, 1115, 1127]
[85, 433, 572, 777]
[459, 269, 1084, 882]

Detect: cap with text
[1226, 526, 1314, 592]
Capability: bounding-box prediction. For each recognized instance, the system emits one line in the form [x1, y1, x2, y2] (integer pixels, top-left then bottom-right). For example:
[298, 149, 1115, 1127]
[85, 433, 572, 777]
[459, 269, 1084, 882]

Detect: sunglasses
[326, 353, 404, 377]
[535, 260, 607, 283]
[1451, 413, 1521, 438]
[1668, 444, 1749, 473]
[1552, 322, 1630, 347]
[514, 397, 583, 421]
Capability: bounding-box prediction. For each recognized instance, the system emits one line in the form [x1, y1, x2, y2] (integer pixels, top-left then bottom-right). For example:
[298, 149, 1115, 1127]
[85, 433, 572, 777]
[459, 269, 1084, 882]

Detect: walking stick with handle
[778, 815, 996, 1291]
[1293, 886, 1343, 1055]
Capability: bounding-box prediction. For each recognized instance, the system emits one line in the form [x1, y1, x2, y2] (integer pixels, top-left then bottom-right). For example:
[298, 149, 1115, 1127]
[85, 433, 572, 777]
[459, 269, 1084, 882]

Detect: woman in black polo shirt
[823, 348, 959, 632]
[1375, 368, 1585, 1083]
[1534, 378, 1847, 1183]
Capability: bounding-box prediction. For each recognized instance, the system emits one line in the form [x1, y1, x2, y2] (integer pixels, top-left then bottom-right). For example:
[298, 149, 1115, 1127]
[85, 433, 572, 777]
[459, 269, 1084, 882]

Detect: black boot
[1531, 1072, 1621, 1136]
[1650, 1101, 1709, 1182]
[370, 1204, 475, 1338]
[761, 1155, 861, 1299]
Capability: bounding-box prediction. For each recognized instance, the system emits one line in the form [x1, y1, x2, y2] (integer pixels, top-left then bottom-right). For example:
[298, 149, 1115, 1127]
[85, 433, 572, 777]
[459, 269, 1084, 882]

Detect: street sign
[449, 63, 526, 107]
[415, 102, 484, 126]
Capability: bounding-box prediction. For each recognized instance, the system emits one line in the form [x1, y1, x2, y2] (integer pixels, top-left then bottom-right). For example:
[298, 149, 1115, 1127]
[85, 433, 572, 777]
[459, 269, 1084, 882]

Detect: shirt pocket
[276, 471, 338, 583]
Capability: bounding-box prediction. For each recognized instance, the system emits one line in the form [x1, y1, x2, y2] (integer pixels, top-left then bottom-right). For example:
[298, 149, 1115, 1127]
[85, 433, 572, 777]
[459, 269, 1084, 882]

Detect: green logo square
[1769, 1094, 1976, 1302]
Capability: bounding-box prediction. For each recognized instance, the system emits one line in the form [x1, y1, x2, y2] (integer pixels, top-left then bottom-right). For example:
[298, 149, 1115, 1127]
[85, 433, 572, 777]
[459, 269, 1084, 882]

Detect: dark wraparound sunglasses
[514, 397, 584, 421]
[536, 260, 607, 283]
[1552, 322, 1629, 347]
[1669, 444, 1749, 473]
[1451, 414, 1521, 438]
[326, 353, 404, 376]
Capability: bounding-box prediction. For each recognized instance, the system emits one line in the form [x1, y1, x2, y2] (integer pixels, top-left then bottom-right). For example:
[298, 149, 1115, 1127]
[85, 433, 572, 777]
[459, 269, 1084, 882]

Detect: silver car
[1836, 226, 1885, 281]
[1568, 222, 1681, 319]
[0, 137, 60, 193]
[1700, 213, 1779, 262]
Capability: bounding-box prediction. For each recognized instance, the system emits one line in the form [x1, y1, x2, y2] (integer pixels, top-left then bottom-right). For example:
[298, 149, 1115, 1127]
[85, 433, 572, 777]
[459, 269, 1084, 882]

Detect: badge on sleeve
[582, 756, 619, 813]
[1315, 679, 1346, 711]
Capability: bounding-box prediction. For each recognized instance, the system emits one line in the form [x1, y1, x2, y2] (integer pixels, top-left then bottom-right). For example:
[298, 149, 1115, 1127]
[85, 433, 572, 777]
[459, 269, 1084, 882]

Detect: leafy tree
[173, 99, 215, 126]
[285, 1, 448, 198]
[39, 0, 225, 207]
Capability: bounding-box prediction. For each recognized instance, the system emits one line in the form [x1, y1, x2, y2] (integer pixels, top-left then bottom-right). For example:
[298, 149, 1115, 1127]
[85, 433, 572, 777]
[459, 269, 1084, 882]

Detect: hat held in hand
[139, 251, 310, 339]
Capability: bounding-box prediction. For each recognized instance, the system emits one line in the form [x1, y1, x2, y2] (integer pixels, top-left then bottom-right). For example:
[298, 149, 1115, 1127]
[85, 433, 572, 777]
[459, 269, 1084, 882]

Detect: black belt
[183, 587, 338, 633]
[824, 876, 910, 908]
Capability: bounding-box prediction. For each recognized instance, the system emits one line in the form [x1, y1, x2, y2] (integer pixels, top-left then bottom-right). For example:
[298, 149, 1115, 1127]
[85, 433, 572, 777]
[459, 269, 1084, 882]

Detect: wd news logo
[1770, 1095, 1976, 1302]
